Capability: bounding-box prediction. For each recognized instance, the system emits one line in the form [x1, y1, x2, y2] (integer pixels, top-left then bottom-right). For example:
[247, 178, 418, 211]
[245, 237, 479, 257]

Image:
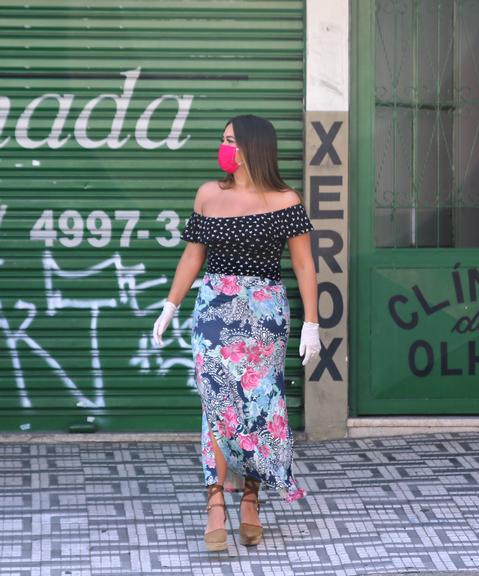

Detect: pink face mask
[218, 143, 240, 173]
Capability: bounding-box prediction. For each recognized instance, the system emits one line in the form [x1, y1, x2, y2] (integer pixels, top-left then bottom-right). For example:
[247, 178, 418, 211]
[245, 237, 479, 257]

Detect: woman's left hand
[299, 322, 321, 366]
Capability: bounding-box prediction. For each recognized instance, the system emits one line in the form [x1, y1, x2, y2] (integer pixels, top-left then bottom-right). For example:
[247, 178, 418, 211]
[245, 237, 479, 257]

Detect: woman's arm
[166, 242, 207, 307]
[288, 233, 319, 323]
[165, 181, 213, 306]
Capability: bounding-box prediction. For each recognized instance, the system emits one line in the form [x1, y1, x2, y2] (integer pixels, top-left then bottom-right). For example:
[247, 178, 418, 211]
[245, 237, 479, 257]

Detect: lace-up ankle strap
[205, 483, 227, 514]
[241, 477, 262, 512]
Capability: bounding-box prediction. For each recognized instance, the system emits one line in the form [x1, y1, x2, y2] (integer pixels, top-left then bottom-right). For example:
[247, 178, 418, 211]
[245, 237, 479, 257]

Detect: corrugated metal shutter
[0, 0, 306, 433]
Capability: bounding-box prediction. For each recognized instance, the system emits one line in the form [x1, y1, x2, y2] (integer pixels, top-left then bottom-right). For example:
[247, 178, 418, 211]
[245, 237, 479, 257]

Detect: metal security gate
[0, 0, 306, 432]
[351, 0, 479, 415]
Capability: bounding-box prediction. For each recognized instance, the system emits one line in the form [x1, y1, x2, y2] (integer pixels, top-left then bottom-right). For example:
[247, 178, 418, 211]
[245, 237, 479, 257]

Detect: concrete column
[304, 0, 349, 439]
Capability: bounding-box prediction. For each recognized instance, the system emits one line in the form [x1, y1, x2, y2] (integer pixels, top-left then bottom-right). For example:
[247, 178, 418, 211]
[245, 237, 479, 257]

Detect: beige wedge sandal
[204, 483, 228, 552]
[239, 476, 263, 546]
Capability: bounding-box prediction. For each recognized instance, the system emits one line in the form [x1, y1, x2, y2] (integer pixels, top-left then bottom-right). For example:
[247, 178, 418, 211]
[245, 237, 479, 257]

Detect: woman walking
[153, 114, 321, 551]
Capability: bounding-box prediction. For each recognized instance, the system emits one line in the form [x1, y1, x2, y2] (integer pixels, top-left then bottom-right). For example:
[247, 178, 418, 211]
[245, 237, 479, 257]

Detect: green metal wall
[0, 0, 307, 433]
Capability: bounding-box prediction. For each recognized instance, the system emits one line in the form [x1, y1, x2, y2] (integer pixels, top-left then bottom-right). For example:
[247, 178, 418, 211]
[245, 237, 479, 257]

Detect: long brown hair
[218, 115, 294, 195]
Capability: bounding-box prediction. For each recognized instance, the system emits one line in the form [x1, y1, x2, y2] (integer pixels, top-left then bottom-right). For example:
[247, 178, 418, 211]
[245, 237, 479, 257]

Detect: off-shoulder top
[179, 202, 314, 281]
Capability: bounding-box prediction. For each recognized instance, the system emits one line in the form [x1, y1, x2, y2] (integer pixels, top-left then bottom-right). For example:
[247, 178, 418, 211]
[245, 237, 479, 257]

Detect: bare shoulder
[277, 188, 303, 209]
[193, 180, 221, 213]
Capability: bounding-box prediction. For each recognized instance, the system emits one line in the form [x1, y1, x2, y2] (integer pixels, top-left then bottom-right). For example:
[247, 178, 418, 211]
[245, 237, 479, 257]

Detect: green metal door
[351, 0, 479, 415]
[0, 0, 306, 432]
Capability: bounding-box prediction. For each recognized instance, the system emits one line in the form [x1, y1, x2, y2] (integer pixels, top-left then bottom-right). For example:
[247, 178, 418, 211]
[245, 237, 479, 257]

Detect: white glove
[299, 321, 321, 366]
[152, 300, 178, 346]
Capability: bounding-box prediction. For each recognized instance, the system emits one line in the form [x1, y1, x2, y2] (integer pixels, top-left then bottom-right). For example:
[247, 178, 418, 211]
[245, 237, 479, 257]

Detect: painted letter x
[310, 337, 342, 381]
[310, 121, 342, 166]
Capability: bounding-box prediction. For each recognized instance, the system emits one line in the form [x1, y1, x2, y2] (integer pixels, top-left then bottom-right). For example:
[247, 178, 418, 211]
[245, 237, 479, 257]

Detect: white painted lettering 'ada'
[0, 67, 193, 150]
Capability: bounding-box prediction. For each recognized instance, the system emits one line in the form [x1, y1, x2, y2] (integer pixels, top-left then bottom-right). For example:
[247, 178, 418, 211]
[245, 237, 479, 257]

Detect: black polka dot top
[180, 203, 314, 281]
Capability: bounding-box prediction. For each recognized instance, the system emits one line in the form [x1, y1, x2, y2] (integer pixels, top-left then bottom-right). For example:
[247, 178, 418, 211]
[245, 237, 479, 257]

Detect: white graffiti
[0, 204, 7, 226]
[0, 299, 84, 409]
[0, 68, 194, 150]
[0, 250, 199, 409]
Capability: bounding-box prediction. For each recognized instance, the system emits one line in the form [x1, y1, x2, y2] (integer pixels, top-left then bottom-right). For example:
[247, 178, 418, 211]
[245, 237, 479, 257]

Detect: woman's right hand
[299, 321, 321, 366]
[152, 300, 178, 346]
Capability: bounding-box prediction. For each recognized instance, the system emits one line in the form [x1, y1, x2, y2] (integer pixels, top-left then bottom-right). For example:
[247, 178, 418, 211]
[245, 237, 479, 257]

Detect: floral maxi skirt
[191, 272, 306, 503]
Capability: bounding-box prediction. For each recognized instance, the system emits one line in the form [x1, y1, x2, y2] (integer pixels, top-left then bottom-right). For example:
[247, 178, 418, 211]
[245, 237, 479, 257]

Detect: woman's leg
[205, 416, 260, 528]
[205, 419, 228, 534]
[207, 418, 228, 484]
[240, 476, 262, 527]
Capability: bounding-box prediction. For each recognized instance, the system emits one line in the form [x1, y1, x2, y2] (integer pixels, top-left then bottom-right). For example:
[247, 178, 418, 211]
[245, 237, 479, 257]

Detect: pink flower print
[259, 444, 270, 458]
[246, 342, 263, 364]
[217, 411, 237, 439]
[204, 429, 213, 451]
[221, 406, 239, 428]
[238, 433, 259, 451]
[217, 419, 232, 439]
[252, 289, 271, 301]
[220, 341, 246, 362]
[205, 455, 216, 468]
[202, 444, 216, 469]
[276, 400, 287, 419]
[240, 366, 263, 391]
[216, 419, 225, 436]
[247, 341, 275, 364]
[270, 285, 282, 293]
[262, 342, 274, 356]
[258, 365, 269, 377]
[218, 276, 241, 295]
[195, 353, 204, 382]
[285, 487, 306, 503]
[225, 422, 237, 438]
[267, 414, 287, 439]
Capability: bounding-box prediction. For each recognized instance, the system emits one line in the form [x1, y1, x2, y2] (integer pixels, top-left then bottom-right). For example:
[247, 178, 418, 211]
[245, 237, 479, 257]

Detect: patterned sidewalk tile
[1, 433, 479, 575]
